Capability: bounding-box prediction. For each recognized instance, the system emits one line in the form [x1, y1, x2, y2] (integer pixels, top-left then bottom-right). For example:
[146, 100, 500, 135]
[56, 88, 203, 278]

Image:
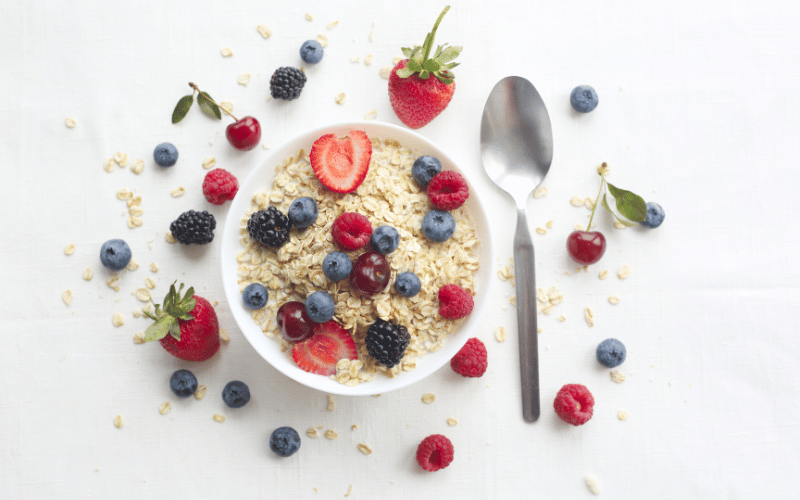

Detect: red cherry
[567, 230, 607, 265]
[350, 251, 391, 296]
[276, 301, 314, 343]
[225, 116, 262, 151]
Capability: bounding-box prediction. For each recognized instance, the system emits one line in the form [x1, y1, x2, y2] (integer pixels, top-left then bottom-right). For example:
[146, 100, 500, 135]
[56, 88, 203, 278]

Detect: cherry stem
[586, 175, 605, 231]
[188, 82, 238, 121]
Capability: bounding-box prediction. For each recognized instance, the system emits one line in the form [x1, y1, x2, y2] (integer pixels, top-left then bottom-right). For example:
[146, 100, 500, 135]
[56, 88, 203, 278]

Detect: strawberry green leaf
[601, 194, 636, 226]
[606, 182, 648, 222]
[396, 67, 414, 78]
[172, 95, 193, 124]
[435, 73, 454, 85]
[435, 45, 462, 64]
[441, 62, 460, 70]
[143, 316, 177, 342]
[419, 70, 430, 79]
[433, 45, 444, 59]
[406, 59, 422, 72]
[168, 320, 181, 340]
[197, 92, 222, 120]
[401, 47, 413, 57]
[423, 59, 440, 72]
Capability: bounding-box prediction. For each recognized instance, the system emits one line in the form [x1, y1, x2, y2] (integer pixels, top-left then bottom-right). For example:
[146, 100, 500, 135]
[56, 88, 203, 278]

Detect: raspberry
[438, 284, 474, 320]
[331, 212, 373, 251]
[450, 338, 487, 377]
[427, 171, 469, 210]
[416, 434, 454, 472]
[553, 384, 595, 426]
[202, 168, 239, 205]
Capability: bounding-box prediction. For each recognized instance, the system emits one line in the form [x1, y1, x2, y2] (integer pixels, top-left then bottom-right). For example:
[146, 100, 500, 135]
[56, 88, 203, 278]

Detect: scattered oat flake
[422, 393, 435, 404]
[126, 258, 139, 271]
[324, 429, 338, 440]
[357, 443, 372, 455]
[327, 394, 335, 411]
[584, 307, 595, 327]
[194, 385, 207, 400]
[542, 304, 554, 315]
[364, 54, 374, 66]
[538, 327, 542, 333]
[103, 158, 115, 173]
[557, 315, 566, 322]
[610, 370, 626, 383]
[202, 157, 216, 170]
[393, 56, 402, 65]
[447, 417, 458, 426]
[570, 195, 584, 207]
[83, 266, 94, 281]
[213, 414, 226, 423]
[364, 109, 377, 120]
[614, 221, 627, 229]
[127, 216, 143, 228]
[379, 66, 392, 79]
[238, 73, 251, 86]
[509, 295, 517, 306]
[586, 476, 601, 495]
[135, 288, 151, 302]
[536, 227, 547, 235]
[165, 232, 177, 244]
[335, 93, 346, 105]
[344, 484, 354, 497]
[351, 424, 358, 431]
[305, 13, 313, 21]
[112, 312, 125, 327]
[220, 101, 234, 114]
[316, 33, 329, 47]
[369, 31, 374, 42]
[132, 332, 145, 344]
[159, 401, 171, 415]
[170, 186, 186, 198]
[599, 270, 609, 280]
[219, 328, 230, 342]
[221, 47, 233, 57]
[533, 187, 548, 198]
[107, 274, 121, 291]
[608, 296, 620, 305]
[131, 159, 144, 174]
[257, 25, 272, 38]
[618, 265, 631, 279]
[618, 409, 629, 420]
[495, 326, 507, 342]
[584, 197, 595, 210]
[574, 224, 585, 231]
[113, 415, 123, 428]
[307, 427, 319, 438]
[350, 56, 361, 63]
[64, 243, 76, 255]
[114, 152, 129, 167]
[546, 220, 554, 229]
[62, 289, 73, 306]
[65, 117, 76, 128]
[150, 262, 158, 273]
[327, 20, 339, 29]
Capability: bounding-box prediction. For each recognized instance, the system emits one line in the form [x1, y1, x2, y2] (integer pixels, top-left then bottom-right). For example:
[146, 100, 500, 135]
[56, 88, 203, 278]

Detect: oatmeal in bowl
[221, 122, 493, 395]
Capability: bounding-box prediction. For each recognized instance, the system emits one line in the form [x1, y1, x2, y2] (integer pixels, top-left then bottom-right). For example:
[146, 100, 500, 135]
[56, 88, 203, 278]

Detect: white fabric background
[1, 0, 798, 497]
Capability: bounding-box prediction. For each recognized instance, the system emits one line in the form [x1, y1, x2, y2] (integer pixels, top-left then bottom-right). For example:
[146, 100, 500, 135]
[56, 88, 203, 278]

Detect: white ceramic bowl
[221, 121, 493, 395]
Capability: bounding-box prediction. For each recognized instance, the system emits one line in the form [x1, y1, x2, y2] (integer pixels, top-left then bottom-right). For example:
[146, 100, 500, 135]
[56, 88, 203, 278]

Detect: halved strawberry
[291, 320, 359, 376]
[309, 130, 372, 193]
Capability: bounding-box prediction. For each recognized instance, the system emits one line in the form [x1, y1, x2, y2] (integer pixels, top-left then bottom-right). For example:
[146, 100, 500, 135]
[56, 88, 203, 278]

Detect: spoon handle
[514, 208, 540, 422]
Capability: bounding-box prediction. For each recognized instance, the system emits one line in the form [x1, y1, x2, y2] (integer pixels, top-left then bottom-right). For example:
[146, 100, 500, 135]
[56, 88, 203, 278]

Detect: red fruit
[291, 320, 358, 376]
[277, 301, 314, 343]
[226, 116, 262, 151]
[331, 212, 373, 251]
[350, 251, 391, 296]
[202, 168, 239, 205]
[427, 171, 469, 210]
[143, 283, 220, 362]
[567, 230, 607, 265]
[388, 7, 460, 129]
[553, 384, 595, 426]
[416, 434, 455, 472]
[438, 284, 474, 320]
[450, 338, 487, 378]
[309, 131, 372, 193]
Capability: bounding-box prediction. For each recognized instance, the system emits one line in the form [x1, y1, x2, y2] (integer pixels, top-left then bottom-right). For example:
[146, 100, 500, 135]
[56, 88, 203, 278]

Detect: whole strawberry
[143, 282, 220, 362]
[389, 6, 461, 129]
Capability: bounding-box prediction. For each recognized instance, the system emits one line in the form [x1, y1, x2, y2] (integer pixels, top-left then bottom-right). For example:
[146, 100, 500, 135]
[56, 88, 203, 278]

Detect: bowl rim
[221, 120, 494, 395]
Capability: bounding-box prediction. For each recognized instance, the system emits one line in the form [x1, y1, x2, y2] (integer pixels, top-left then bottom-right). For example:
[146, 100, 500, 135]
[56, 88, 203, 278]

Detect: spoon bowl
[480, 76, 553, 422]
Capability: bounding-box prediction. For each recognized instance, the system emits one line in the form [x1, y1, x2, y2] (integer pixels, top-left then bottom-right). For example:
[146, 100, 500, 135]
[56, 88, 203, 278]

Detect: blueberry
[299, 40, 324, 64]
[370, 225, 400, 254]
[570, 85, 599, 113]
[411, 156, 442, 188]
[394, 272, 421, 297]
[322, 252, 352, 281]
[169, 369, 198, 398]
[596, 338, 627, 368]
[288, 197, 318, 229]
[99, 239, 132, 271]
[222, 380, 251, 408]
[153, 142, 179, 167]
[242, 283, 269, 310]
[269, 426, 301, 457]
[305, 291, 335, 323]
[641, 202, 665, 229]
[421, 210, 456, 243]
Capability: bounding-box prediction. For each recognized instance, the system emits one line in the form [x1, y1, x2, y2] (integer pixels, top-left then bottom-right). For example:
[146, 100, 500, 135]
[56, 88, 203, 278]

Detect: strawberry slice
[291, 320, 359, 376]
[309, 130, 372, 193]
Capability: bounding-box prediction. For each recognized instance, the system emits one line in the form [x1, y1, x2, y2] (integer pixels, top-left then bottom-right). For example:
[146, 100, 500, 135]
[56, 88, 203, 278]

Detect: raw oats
[584, 307, 595, 327]
[608, 295, 620, 305]
[170, 186, 186, 198]
[202, 157, 216, 170]
[357, 443, 372, 455]
[305, 12, 313, 21]
[64, 243, 76, 255]
[495, 326, 507, 342]
[194, 385, 207, 400]
[219, 328, 230, 342]
[542, 304, 554, 315]
[238, 73, 251, 86]
[618, 409, 629, 420]
[379, 66, 392, 79]
[159, 401, 171, 415]
[316, 33, 328, 47]
[610, 370, 625, 383]
[327, 20, 339, 29]
[117, 188, 133, 200]
[324, 429, 338, 440]
[113, 415, 123, 428]
[618, 265, 631, 279]
[536, 227, 547, 235]
[509, 295, 517, 306]
[135, 288, 151, 302]
[327, 394, 335, 411]
[65, 118, 76, 128]
[546, 220, 554, 228]
[586, 476, 601, 495]
[221, 47, 233, 57]
[83, 266, 94, 281]
[213, 414, 226, 423]
[570, 195, 584, 207]
[132, 308, 142, 318]
[128, 216, 143, 228]
[447, 417, 458, 426]
[128, 195, 141, 207]
[131, 159, 144, 174]
[557, 315, 566, 322]
[574, 223, 585, 231]
[614, 221, 627, 229]
[599, 270, 609, 280]
[62, 289, 73, 306]
[257, 25, 272, 38]
[112, 312, 125, 327]
[220, 101, 234, 114]
[345, 484, 353, 497]
[145, 277, 156, 289]
[107, 274, 121, 291]
[584, 197, 594, 210]
[335, 92, 346, 105]
[132, 332, 145, 344]
[351, 424, 358, 430]
[422, 393, 435, 404]
[165, 232, 176, 244]
[126, 258, 139, 271]
[350, 56, 361, 63]
[103, 158, 115, 173]
[369, 31, 374, 42]
[364, 54, 374, 66]
[533, 186, 548, 198]
[307, 427, 319, 438]
[364, 109, 377, 120]
[114, 152, 129, 167]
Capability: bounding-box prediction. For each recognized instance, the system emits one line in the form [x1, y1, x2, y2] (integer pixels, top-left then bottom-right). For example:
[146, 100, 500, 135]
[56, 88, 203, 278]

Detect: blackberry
[247, 206, 292, 248]
[270, 67, 307, 101]
[366, 319, 411, 368]
[169, 210, 216, 245]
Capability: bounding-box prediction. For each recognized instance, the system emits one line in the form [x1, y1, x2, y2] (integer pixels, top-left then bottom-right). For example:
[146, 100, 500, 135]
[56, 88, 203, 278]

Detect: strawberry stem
[423, 6, 450, 63]
[586, 175, 606, 231]
[188, 82, 238, 121]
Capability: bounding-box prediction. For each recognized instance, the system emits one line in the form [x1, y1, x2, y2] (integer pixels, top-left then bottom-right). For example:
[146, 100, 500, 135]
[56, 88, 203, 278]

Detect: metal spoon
[480, 76, 553, 422]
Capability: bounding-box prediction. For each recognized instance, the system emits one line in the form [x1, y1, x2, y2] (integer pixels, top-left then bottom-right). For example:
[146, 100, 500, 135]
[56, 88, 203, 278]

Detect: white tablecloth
[2, 0, 798, 497]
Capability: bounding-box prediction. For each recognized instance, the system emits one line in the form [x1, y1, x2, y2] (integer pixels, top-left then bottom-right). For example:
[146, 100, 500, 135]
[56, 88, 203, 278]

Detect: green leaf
[423, 59, 440, 72]
[406, 59, 422, 72]
[412, 47, 424, 66]
[435, 73, 454, 85]
[401, 47, 413, 57]
[601, 194, 636, 226]
[433, 44, 444, 59]
[396, 67, 414, 78]
[168, 320, 182, 341]
[197, 92, 221, 120]
[143, 316, 178, 342]
[419, 70, 430, 79]
[606, 182, 648, 222]
[435, 45, 462, 64]
[441, 61, 460, 70]
[171, 95, 193, 124]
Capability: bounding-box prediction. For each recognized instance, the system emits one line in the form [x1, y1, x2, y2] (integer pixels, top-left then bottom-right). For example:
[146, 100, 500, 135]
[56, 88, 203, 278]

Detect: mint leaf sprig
[171, 83, 238, 124]
[586, 163, 648, 229]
